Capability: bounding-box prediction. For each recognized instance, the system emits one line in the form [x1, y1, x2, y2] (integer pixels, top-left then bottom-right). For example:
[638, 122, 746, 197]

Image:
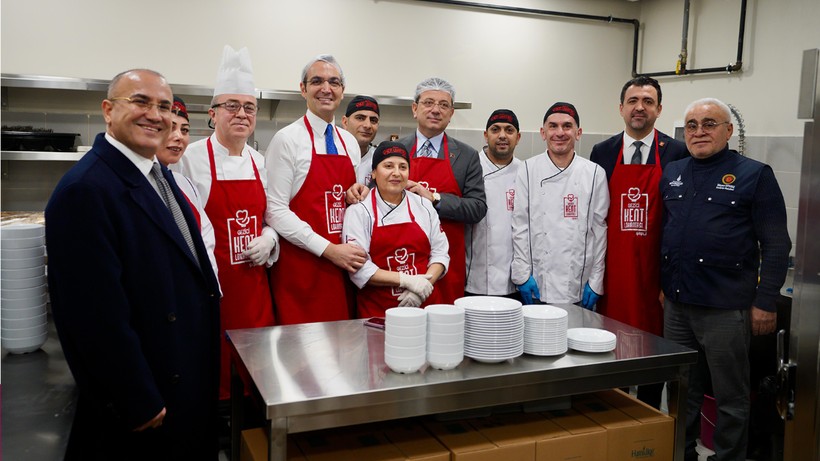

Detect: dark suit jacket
[589, 130, 689, 181]
[46, 133, 221, 460]
[399, 133, 487, 224]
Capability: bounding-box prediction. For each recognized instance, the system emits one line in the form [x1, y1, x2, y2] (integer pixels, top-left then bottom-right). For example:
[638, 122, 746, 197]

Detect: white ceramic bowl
[427, 351, 464, 370]
[427, 330, 464, 344]
[384, 352, 426, 374]
[385, 322, 427, 338]
[427, 343, 464, 356]
[384, 332, 426, 348]
[1, 303, 47, 319]
[0, 224, 44, 239]
[1, 246, 45, 259]
[2, 323, 47, 339]
[385, 307, 427, 327]
[2, 312, 47, 329]
[427, 321, 464, 335]
[1, 255, 46, 270]
[1, 284, 47, 300]
[2, 274, 47, 290]
[1, 235, 44, 250]
[454, 296, 522, 311]
[1, 293, 48, 309]
[384, 342, 426, 357]
[1, 331, 48, 354]
[424, 304, 465, 323]
[1, 265, 46, 280]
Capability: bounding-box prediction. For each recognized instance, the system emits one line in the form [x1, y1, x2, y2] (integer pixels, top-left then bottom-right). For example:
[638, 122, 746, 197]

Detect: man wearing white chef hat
[511, 102, 609, 308]
[174, 45, 276, 401]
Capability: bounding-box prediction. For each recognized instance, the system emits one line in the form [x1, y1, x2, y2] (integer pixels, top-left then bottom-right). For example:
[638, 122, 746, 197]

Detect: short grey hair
[107, 69, 166, 98]
[684, 97, 732, 122]
[301, 54, 345, 87]
[414, 77, 455, 103]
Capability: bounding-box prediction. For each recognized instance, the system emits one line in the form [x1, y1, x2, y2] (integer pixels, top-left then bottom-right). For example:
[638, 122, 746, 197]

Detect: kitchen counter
[228, 304, 697, 461]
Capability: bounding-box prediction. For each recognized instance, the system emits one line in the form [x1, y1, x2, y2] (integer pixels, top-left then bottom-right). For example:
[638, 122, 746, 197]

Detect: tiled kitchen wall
[1, 106, 804, 258]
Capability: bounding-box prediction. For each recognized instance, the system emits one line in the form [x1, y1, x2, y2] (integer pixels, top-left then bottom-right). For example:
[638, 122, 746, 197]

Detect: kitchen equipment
[1, 127, 79, 152]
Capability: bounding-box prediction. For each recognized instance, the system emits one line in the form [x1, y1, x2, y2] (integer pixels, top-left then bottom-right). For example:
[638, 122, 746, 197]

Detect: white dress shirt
[622, 131, 655, 165]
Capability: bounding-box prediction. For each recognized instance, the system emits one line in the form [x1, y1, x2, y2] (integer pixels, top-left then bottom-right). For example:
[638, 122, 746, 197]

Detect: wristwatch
[431, 192, 441, 206]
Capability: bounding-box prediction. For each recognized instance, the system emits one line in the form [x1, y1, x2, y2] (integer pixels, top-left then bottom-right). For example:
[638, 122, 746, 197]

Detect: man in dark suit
[46, 69, 221, 460]
[399, 77, 487, 304]
[589, 76, 688, 409]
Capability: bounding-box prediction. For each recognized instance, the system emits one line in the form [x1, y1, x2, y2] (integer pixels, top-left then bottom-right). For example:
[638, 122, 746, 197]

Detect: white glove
[399, 273, 433, 299]
[397, 290, 423, 307]
[243, 235, 276, 266]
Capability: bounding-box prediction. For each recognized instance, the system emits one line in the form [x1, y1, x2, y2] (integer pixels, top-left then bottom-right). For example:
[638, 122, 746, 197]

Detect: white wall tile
[766, 137, 803, 173]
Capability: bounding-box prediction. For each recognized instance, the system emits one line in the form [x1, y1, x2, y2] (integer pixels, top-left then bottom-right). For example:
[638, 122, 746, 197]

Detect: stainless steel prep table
[228, 304, 697, 461]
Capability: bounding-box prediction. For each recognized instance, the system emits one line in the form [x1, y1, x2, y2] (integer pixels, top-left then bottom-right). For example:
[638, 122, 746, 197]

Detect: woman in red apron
[408, 134, 465, 304]
[342, 142, 449, 318]
[204, 137, 275, 400]
[270, 115, 357, 324]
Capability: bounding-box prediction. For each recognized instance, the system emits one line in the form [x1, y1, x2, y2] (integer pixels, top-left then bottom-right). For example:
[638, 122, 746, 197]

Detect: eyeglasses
[684, 120, 730, 134]
[211, 101, 258, 116]
[110, 97, 172, 114]
[306, 77, 343, 89]
[417, 99, 452, 111]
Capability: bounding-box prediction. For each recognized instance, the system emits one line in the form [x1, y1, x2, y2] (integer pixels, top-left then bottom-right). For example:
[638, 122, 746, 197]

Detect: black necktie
[630, 141, 644, 165]
[150, 163, 200, 265]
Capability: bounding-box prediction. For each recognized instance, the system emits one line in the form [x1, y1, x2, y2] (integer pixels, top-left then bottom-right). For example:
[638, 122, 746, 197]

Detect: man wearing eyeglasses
[589, 76, 687, 409]
[265, 54, 365, 324]
[174, 46, 276, 401]
[660, 98, 790, 461]
[46, 69, 221, 459]
[398, 77, 487, 304]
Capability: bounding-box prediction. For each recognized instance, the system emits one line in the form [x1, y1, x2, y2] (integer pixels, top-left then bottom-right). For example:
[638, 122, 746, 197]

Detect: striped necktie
[418, 139, 435, 158]
[150, 163, 200, 265]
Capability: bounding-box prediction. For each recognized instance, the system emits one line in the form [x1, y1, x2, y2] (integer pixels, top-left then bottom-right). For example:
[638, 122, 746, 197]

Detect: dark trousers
[664, 300, 751, 461]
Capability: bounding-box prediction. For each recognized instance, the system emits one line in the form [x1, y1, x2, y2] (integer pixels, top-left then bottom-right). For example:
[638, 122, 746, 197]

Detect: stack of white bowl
[1, 224, 49, 354]
[424, 304, 465, 370]
[384, 307, 427, 373]
[454, 296, 524, 363]
[523, 305, 568, 356]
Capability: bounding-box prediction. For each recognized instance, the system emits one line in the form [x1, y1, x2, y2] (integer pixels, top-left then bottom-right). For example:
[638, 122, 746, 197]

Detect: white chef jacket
[356, 145, 375, 185]
[511, 151, 609, 303]
[465, 148, 521, 295]
[342, 188, 449, 289]
[172, 133, 279, 264]
[264, 110, 361, 257]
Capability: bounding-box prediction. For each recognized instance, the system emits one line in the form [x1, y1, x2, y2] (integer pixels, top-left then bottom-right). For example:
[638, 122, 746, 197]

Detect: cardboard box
[425, 419, 533, 461]
[240, 428, 306, 461]
[573, 393, 673, 461]
[541, 408, 608, 461]
[294, 427, 405, 461]
[383, 420, 450, 461]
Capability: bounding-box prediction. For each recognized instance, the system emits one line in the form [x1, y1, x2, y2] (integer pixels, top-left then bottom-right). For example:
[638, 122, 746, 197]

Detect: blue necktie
[325, 124, 338, 155]
[418, 139, 435, 158]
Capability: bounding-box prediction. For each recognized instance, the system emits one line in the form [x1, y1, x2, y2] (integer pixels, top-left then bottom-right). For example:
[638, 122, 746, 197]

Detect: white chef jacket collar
[105, 133, 155, 178]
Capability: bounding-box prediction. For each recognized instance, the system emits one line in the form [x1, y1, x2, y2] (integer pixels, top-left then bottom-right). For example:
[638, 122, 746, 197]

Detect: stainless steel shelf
[1, 151, 86, 161]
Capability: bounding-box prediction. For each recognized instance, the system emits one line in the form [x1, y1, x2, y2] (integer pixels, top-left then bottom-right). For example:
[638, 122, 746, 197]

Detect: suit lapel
[446, 134, 461, 165]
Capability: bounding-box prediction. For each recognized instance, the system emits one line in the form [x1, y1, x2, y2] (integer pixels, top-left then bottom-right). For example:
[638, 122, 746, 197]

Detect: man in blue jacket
[660, 98, 790, 461]
[46, 69, 221, 460]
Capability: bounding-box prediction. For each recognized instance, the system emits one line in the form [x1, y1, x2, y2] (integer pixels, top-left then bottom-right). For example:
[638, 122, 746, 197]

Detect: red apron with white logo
[597, 130, 663, 336]
[205, 138, 274, 400]
[409, 134, 464, 304]
[271, 116, 355, 324]
[357, 191, 432, 318]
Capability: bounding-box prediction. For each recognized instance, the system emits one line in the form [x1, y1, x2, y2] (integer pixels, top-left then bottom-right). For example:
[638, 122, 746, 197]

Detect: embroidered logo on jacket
[563, 194, 578, 219]
[506, 189, 515, 211]
[669, 175, 684, 187]
[716, 174, 736, 191]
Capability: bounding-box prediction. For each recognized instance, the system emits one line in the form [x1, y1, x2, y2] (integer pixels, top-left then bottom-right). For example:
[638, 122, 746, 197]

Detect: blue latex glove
[517, 276, 541, 305]
[580, 282, 600, 310]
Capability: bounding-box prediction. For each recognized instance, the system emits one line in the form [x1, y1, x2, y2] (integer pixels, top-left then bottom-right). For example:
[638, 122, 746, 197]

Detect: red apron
[409, 134, 464, 304]
[205, 138, 275, 400]
[597, 130, 663, 336]
[271, 116, 355, 324]
[182, 194, 201, 229]
[357, 191, 432, 318]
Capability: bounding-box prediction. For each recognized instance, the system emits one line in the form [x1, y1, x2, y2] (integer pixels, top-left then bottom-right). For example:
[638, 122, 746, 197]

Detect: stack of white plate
[567, 327, 617, 353]
[384, 307, 427, 373]
[1, 224, 48, 354]
[454, 296, 523, 363]
[424, 304, 465, 370]
[523, 305, 568, 356]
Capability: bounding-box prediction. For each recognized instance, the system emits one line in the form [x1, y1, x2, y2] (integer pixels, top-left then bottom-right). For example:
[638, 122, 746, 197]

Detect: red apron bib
[596, 130, 663, 336]
[182, 194, 201, 229]
[271, 116, 355, 324]
[205, 138, 275, 399]
[409, 134, 464, 304]
[357, 191, 432, 318]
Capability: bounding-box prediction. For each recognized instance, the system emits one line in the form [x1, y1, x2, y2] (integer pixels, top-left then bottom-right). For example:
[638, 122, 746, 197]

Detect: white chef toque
[213, 45, 255, 97]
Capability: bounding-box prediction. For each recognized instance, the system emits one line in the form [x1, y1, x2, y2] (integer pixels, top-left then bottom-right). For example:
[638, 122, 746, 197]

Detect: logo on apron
[506, 189, 515, 211]
[387, 247, 418, 296]
[324, 184, 346, 234]
[563, 194, 578, 219]
[227, 209, 258, 265]
[621, 187, 648, 233]
[418, 181, 437, 193]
